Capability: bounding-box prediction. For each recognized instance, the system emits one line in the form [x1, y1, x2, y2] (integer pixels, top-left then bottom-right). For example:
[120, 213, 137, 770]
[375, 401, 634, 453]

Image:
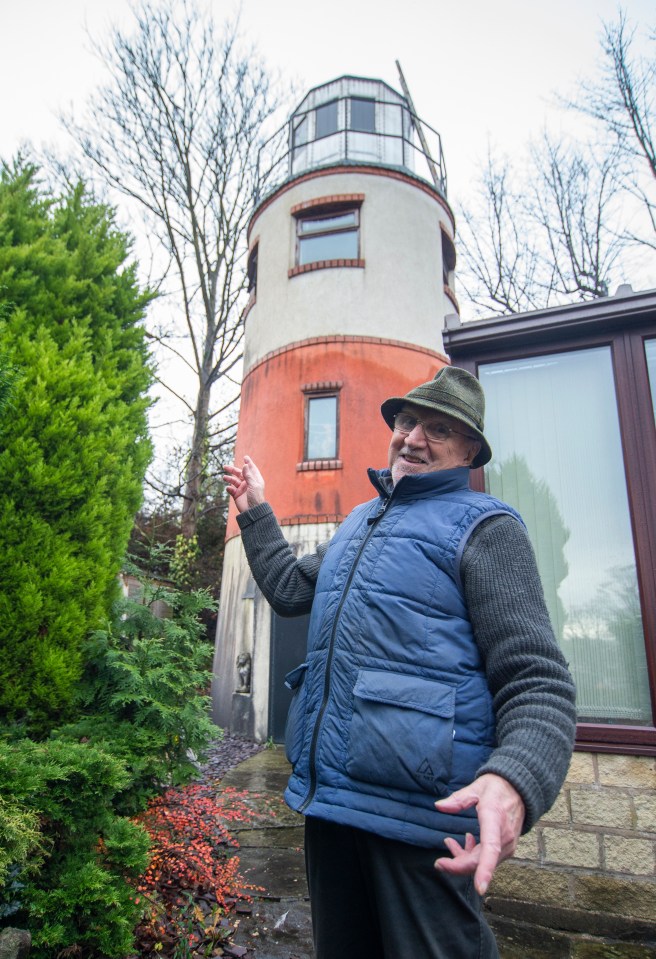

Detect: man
[224, 366, 576, 959]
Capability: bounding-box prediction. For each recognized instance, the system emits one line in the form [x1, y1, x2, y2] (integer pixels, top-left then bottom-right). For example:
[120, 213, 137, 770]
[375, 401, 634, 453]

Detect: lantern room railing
[253, 91, 447, 205]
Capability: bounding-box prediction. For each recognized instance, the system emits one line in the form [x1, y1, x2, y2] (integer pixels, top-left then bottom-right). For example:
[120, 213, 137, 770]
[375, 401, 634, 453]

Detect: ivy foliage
[0, 159, 154, 733]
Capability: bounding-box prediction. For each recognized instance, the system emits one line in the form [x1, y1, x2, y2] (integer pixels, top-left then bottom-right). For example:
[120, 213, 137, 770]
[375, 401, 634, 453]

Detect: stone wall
[488, 752, 656, 941]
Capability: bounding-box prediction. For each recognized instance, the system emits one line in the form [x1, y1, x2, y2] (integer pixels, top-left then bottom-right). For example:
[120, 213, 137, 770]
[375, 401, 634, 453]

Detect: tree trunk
[181, 378, 211, 538]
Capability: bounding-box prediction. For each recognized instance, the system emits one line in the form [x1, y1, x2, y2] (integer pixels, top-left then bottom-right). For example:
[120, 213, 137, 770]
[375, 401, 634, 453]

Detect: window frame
[303, 388, 340, 463]
[444, 307, 656, 756]
[440, 225, 457, 290]
[349, 96, 376, 133]
[315, 99, 339, 139]
[292, 113, 309, 148]
[246, 242, 258, 296]
[294, 203, 361, 268]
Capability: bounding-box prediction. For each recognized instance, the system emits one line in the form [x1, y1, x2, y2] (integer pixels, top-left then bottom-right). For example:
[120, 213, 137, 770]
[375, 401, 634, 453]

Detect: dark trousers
[305, 817, 499, 959]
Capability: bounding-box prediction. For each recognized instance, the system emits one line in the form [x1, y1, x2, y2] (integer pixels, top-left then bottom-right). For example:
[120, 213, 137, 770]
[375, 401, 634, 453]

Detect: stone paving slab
[218, 750, 313, 958]
[230, 899, 313, 959]
[234, 826, 306, 850]
[217, 749, 656, 959]
[237, 845, 307, 900]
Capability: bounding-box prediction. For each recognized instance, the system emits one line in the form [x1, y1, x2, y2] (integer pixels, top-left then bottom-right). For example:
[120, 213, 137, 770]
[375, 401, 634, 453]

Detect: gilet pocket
[346, 669, 456, 796]
[284, 662, 309, 766]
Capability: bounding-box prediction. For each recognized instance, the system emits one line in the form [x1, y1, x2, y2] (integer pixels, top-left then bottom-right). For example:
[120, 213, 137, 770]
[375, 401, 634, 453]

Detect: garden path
[207, 744, 656, 959]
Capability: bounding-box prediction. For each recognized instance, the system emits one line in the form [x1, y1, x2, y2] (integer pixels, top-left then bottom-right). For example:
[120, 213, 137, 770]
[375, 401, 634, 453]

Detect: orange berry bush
[132, 783, 261, 956]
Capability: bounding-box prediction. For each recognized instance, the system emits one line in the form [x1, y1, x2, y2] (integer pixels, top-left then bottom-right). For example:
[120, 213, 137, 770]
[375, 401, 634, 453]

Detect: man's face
[388, 403, 481, 485]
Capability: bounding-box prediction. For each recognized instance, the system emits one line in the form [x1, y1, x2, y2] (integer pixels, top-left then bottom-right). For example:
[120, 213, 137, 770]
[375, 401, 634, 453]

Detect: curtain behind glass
[646, 338, 656, 424]
[480, 349, 650, 724]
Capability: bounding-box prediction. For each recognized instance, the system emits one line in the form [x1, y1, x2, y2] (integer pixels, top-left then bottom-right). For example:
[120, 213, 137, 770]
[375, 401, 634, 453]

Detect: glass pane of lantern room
[479, 348, 650, 725]
[350, 98, 376, 132]
[316, 101, 338, 138]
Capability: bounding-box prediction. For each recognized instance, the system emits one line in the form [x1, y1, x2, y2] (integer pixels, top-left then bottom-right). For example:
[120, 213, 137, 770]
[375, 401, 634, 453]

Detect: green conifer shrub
[0, 738, 150, 957]
[0, 160, 153, 733]
[55, 562, 218, 815]
[0, 349, 17, 420]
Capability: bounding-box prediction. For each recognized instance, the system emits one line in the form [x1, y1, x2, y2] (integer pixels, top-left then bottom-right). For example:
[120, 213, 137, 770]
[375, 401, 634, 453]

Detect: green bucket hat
[380, 366, 492, 469]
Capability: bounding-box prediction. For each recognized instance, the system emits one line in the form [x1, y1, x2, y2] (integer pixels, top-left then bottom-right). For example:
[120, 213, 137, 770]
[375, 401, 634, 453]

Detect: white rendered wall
[244, 169, 453, 371]
[212, 520, 339, 740]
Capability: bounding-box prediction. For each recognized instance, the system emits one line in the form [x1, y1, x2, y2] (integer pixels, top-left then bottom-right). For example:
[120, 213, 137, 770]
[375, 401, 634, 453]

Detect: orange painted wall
[226, 337, 447, 539]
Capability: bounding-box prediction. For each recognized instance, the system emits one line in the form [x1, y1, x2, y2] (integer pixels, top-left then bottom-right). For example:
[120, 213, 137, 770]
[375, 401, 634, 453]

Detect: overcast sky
[2, 0, 654, 213]
[2, 0, 654, 463]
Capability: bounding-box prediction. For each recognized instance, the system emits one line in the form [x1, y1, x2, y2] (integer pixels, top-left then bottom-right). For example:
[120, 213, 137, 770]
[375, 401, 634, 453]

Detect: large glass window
[305, 395, 338, 460]
[480, 349, 651, 725]
[646, 338, 656, 424]
[297, 210, 359, 266]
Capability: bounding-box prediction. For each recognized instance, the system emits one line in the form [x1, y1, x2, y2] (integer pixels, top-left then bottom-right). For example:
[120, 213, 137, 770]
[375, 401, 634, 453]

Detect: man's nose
[405, 423, 428, 445]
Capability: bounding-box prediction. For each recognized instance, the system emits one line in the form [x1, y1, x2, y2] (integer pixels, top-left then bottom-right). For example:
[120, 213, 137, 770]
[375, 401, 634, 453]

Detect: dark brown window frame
[444, 296, 656, 756]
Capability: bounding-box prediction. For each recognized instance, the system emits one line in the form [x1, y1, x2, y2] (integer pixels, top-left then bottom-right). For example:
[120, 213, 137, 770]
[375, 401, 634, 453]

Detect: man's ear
[464, 441, 481, 466]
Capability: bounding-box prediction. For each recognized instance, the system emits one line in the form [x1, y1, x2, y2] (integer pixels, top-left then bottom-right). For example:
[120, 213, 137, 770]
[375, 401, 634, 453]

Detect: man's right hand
[223, 456, 266, 514]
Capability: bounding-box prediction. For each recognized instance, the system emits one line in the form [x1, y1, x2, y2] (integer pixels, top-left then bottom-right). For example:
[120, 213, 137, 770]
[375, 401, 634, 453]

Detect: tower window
[315, 100, 338, 139]
[296, 208, 360, 266]
[441, 227, 456, 288]
[305, 393, 338, 460]
[247, 243, 258, 295]
[349, 98, 376, 133]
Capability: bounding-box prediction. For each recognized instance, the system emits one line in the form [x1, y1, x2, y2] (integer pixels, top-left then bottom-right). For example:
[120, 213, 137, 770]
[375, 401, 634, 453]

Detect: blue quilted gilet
[283, 466, 521, 849]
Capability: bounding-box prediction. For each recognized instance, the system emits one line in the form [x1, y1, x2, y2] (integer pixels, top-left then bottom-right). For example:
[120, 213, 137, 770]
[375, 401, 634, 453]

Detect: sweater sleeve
[461, 514, 577, 831]
[236, 502, 326, 616]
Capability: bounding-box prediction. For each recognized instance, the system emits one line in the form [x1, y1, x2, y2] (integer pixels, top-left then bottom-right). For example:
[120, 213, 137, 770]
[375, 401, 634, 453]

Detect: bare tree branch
[567, 10, 656, 254]
[527, 135, 625, 300]
[457, 137, 628, 317]
[456, 147, 543, 316]
[64, 0, 288, 535]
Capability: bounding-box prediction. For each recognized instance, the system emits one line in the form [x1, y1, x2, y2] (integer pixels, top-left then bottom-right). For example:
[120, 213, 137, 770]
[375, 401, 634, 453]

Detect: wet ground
[213, 749, 656, 959]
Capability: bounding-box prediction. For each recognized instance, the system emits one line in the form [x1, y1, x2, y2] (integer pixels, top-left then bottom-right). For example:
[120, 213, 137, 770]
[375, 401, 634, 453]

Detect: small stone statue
[0, 928, 31, 959]
[236, 651, 252, 693]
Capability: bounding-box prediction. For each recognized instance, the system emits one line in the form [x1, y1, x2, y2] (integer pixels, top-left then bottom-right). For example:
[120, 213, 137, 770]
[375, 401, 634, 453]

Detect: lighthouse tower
[211, 75, 458, 740]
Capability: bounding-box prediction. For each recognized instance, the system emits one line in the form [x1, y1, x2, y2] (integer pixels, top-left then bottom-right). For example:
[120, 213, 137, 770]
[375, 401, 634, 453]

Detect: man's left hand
[433, 773, 525, 896]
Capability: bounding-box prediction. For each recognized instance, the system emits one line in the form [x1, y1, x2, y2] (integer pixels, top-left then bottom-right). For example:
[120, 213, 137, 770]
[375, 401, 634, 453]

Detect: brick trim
[290, 194, 365, 216]
[225, 515, 344, 541]
[280, 513, 345, 526]
[296, 459, 343, 472]
[249, 164, 456, 239]
[243, 335, 448, 380]
[439, 221, 455, 243]
[302, 381, 343, 392]
[243, 291, 256, 322]
[444, 284, 460, 313]
[289, 258, 365, 278]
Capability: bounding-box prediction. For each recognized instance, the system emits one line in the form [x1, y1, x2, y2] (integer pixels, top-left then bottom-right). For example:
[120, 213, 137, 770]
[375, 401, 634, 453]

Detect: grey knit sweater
[237, 501, 577, 831]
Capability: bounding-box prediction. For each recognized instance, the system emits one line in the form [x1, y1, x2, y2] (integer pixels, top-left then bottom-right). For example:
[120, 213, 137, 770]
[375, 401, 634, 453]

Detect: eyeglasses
[393, 411, 476, 444]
